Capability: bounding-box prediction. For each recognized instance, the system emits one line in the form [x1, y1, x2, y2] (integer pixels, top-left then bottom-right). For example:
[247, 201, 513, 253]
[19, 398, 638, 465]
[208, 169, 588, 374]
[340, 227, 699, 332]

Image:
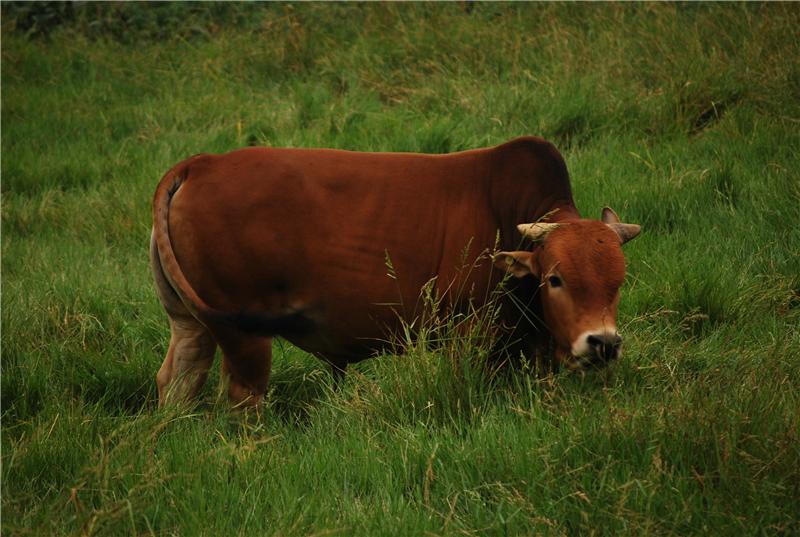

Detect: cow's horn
[602, 207, 640, 244]
[608, 223, 641, 245]
[517, 222, 560, 241]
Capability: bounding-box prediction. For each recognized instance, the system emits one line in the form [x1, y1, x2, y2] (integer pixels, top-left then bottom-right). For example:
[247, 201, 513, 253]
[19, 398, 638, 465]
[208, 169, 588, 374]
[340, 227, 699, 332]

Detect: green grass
[3, 3, 800, 535]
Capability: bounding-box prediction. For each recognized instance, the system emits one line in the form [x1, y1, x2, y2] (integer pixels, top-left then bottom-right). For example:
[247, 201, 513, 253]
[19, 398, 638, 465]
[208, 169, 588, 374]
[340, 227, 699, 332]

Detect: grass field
[3, 3, 800, 535]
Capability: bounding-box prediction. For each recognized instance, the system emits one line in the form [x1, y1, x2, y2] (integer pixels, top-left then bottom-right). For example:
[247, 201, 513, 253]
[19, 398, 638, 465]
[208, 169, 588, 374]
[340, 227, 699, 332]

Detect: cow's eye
[548, 275, 562, 288]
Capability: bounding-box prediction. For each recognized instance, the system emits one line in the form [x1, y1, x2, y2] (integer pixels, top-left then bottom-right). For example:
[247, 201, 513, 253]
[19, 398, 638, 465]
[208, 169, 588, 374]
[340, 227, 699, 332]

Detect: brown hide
[155, 137, 575, 356]
[151, 136, 638, 405]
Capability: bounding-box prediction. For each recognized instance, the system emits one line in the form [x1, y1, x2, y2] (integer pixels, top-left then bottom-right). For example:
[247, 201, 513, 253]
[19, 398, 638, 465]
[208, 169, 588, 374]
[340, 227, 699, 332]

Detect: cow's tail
[152, 157, 219, 323]
[152, 157, 314, 336]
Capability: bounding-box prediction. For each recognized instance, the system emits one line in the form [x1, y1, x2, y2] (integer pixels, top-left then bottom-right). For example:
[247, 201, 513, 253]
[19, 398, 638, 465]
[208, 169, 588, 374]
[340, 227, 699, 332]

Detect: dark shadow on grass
[690, 96, 740, 135]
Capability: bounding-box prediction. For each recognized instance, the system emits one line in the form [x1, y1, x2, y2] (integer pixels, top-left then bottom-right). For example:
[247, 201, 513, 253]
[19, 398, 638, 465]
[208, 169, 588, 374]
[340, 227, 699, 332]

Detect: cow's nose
[586, 333, 622, 363]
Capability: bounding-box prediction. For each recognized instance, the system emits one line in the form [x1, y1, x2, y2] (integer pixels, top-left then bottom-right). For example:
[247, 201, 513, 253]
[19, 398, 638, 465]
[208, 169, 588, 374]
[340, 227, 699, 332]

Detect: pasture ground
[2, 4, 799, 535]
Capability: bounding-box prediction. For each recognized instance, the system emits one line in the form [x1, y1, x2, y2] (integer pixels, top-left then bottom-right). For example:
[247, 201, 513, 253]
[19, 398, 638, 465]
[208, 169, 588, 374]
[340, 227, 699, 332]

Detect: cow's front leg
[331, 362, 347, 388]
[313, 352, 348, 388]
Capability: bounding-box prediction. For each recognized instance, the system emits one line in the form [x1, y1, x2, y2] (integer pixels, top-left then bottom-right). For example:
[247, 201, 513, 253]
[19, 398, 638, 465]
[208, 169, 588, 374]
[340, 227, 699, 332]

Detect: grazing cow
[151, 136, 640, 406]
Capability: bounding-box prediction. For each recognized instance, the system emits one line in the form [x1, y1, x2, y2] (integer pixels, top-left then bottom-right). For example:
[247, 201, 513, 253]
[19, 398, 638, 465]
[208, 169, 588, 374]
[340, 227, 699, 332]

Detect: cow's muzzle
[564, 331, 622, 370]
[584, 333, 622, 367]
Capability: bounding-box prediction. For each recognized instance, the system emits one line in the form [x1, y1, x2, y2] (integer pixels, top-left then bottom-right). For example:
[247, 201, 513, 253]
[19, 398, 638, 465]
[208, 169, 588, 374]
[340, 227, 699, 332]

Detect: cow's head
[493, 208, 640, 370]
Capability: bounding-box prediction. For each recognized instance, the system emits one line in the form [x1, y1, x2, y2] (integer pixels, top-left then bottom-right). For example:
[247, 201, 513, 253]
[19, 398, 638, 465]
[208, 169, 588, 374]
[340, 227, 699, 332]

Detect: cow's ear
[601, 207, 620, 224]
[493, 251, 536, 278]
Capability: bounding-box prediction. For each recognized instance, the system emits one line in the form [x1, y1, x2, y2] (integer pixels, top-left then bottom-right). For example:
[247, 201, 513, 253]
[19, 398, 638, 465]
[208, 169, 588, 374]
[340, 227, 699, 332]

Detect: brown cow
[151, 136, 640, 406]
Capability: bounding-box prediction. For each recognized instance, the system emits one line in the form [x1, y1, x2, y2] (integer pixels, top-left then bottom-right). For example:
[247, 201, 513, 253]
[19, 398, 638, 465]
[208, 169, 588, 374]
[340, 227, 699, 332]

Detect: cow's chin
[555, 347, 611, 372]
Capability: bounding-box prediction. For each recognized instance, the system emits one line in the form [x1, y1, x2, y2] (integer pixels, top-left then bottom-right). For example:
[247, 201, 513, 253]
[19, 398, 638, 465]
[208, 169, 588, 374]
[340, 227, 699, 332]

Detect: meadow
[2, 3, 799, 535]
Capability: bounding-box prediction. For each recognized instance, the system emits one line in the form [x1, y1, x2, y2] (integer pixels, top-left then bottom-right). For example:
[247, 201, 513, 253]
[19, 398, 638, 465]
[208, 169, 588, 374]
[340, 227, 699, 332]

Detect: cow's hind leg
[213, 329, 272, 409]
[152, 230, 217, 406]
[157, 316, 216, 405]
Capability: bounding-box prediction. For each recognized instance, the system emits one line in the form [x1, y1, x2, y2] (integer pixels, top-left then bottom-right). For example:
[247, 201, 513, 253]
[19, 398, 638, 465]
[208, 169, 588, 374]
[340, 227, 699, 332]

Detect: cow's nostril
[587, 335, 603, 347]
[587, 334, 621, 347]
[586, 334, 622, 362]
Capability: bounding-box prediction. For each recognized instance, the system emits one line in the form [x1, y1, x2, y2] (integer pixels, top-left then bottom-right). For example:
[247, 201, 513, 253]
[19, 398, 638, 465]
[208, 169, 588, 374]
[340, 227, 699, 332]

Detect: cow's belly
[279, 286, 402, 360]
[184, 254, 433, 361]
